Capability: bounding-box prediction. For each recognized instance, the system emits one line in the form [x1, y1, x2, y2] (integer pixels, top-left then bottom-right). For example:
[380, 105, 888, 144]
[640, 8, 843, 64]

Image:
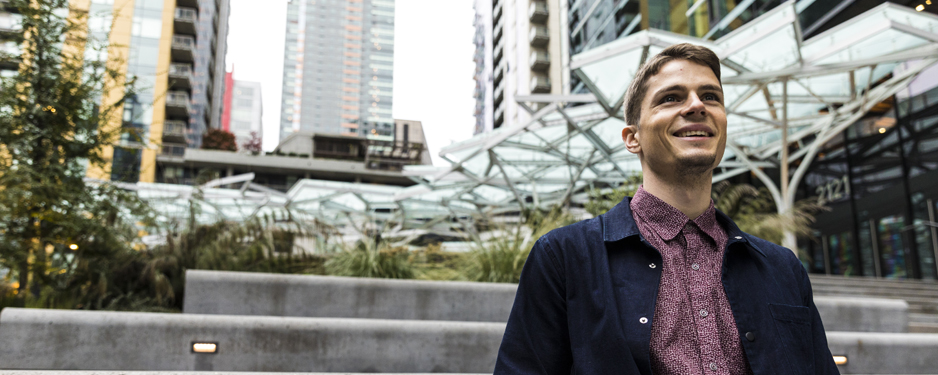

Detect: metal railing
[175, 7, 198, 22]
[172, 35, 195, 50]
[161, 143, 186, 156]
[163, 120, 187, 137]
[169, 63, 193, 77]
[166, 91, 191, 107]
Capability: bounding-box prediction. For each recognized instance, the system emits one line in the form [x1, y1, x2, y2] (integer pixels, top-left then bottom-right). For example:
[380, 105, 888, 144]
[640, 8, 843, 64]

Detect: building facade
[279, 0, 395, 142]
[474, 0, 569, 133]
[73, 0, 229, 183]
[223, 79, 263, 147]
[156, 119, 430, 191]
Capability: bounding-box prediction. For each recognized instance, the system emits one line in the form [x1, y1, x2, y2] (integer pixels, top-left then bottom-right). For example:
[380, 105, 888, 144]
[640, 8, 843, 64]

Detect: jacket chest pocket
[768, 303, 814, 375]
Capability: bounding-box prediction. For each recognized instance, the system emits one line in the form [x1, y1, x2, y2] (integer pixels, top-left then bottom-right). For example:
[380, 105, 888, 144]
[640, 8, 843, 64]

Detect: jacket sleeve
[494, 236, 572, 374]
[798, 263, 841, 375]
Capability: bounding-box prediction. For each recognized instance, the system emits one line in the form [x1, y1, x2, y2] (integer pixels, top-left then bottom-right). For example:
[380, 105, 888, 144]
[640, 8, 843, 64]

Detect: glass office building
[803, 89, 938, 280]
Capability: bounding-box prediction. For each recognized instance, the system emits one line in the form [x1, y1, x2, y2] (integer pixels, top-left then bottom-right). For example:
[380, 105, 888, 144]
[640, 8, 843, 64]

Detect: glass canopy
[123, 2, 938, 239]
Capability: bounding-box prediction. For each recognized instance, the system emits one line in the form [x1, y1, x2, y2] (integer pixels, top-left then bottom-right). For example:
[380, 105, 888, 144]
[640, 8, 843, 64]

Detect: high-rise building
[475, 0, 569, 133]
[222, 78, 263, 147]
[0, 6, 21, 78]
[74, 0, 230, 183]
[189, 0, 231, 147]
[279, 0, 395, 142]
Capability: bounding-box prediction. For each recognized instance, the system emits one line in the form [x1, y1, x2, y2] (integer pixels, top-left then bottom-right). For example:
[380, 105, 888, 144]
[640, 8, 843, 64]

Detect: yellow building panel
[139, 0, 177, 183]
[84, 0, 135, 180]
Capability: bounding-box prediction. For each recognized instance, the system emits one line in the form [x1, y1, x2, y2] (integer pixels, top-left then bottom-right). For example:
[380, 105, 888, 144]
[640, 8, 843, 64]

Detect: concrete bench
[0, 308, 503, 372]
[828, 331, 938, 374]
[182, 270, 517, 323]
[183, 270, 909, 332]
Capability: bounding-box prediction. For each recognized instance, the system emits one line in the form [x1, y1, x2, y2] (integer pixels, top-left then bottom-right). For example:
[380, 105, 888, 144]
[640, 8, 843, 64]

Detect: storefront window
[828, 232, 855, 276]
[877, 215, 908, 279]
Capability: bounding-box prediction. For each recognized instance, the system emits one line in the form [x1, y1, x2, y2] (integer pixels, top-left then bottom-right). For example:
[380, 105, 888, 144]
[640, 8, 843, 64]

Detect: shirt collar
[600, 187, 766, 258]
[629, 186, 689, 241]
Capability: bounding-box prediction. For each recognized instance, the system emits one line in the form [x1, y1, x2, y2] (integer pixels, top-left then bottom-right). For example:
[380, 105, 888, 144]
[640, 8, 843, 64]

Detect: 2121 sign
[816, 175, 851, 206]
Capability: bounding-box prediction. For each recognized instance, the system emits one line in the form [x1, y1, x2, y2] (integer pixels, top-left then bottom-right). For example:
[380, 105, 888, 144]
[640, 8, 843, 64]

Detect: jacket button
[649, 263, 656, 269]
[746, 332, 755, 341]
[735, 236, 743, 240]
[639, 317, 648, 324]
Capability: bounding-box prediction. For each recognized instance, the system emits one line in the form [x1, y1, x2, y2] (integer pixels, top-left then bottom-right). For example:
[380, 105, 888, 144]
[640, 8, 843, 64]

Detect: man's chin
[676, 154, 718, 175]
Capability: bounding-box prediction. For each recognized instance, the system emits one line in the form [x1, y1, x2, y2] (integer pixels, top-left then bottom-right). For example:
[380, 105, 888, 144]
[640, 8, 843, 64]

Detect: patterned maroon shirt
[630, 187, 752, 375]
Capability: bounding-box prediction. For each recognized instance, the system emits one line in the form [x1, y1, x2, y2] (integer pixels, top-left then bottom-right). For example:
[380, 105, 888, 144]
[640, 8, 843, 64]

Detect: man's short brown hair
[623, 43, 722, 126]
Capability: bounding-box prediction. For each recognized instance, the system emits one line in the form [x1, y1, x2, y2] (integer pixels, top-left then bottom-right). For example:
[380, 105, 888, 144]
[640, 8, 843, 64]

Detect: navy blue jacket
[494, 197, 840, 374]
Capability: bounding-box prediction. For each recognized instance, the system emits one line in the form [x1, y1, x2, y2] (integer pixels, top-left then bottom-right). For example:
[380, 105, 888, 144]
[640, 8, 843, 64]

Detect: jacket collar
[601, 196, 767, 258]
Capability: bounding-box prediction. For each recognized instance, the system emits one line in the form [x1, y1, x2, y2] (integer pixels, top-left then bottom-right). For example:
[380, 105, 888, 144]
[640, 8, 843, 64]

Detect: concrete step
[0, 308, 502, 373]
[910, 313, 938, 324]
[182, 270, 517, 323]
[828, 331, 938, 374]
[3, 308, 938, 374]
[183, 270, 911, 332]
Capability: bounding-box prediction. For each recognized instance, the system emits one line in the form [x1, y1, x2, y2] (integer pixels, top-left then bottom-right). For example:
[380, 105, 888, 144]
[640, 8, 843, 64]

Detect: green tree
[0, 0, 142, 305]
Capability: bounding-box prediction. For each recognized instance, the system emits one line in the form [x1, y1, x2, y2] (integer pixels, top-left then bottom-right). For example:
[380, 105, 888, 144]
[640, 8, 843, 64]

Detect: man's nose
[682, 93, 706, 117]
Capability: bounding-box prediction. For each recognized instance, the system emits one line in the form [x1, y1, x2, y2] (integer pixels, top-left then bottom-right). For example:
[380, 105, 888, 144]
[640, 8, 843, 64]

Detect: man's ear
[622, 125, 641, 155]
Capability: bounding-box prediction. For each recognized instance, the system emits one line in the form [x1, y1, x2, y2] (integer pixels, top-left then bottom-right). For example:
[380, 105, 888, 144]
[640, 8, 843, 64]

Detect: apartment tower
[475, 0, 569, 134]
[73, 0, 230, 183]
[279, 0, 395, 142]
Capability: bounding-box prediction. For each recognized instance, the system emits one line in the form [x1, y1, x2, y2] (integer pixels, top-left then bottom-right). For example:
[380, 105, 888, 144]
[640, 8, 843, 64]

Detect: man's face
[623, 59, 727, 177]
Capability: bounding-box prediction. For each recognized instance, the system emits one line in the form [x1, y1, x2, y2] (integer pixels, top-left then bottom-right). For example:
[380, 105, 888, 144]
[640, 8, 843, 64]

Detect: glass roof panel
[576, 47, 643, 104]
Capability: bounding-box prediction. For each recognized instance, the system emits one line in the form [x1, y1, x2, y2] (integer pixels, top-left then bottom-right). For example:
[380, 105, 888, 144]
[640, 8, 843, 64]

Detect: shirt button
[699, 309, 708, 318]
[649, 263, 656, 269]
[639, 317, 648, 324]
[735, 236, 743, 240]
[746, 331, 756, 341]
[709, 362, 718, 371]
[691, 263, 700, 270]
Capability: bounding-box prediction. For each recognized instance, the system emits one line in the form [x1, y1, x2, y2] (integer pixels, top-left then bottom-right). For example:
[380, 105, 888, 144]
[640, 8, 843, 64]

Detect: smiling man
[494, 44, 839, 374]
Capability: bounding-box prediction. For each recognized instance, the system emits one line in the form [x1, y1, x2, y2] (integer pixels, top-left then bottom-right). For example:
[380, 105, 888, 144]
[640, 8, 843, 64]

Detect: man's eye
[663, 96, 677, 103]
[703, 93, 719, 101]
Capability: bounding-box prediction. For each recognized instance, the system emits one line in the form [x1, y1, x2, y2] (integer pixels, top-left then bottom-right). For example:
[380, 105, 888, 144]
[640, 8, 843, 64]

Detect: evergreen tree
[0, 0, 144, 305]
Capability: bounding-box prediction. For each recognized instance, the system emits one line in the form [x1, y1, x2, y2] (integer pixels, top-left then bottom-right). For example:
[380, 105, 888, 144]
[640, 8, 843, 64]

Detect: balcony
[493, 3, 503, 24]
[174, 7, 198, 36]
[165, 91, 191, 119]
[530, 49, 550, 72]
[161, 143, 187, 157]
[162, 120, 187, 143]
[0, 12, 21, 36]
[529, 25, 549, 47]
[169, 63, 193, 91]
[494, 85, 504, 104]
[0, 40, 20, 70]
[530, 74, 551, 93]
[493, 23, 503, 44]
[529, 1, 548, 24]
[176, 0, 199, 10]
[493, 66, 504, 87]
[171, 35, 195, 63]
[493, 43, 504, 65]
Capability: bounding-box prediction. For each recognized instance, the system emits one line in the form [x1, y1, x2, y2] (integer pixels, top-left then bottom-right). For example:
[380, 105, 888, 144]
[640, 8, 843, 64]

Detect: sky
[225, 0, 478, 166]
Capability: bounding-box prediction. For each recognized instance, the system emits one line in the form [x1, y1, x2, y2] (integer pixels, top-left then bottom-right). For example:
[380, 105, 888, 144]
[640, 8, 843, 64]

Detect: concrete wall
[816, 297, 909, 333]
[183, 270, 517, 322]
[0, 308, 502, 372]
[829, 331, 938, 374]
[184, 270, 909, 332]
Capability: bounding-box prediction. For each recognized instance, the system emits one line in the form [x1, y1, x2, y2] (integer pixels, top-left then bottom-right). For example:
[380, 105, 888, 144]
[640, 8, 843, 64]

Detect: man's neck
[640, 171, 713, 219]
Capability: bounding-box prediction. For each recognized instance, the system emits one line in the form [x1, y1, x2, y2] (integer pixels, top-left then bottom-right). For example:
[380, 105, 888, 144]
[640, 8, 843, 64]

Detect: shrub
[463, 208, 575, 283]
[324, 240, 415, 279]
